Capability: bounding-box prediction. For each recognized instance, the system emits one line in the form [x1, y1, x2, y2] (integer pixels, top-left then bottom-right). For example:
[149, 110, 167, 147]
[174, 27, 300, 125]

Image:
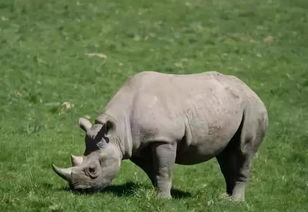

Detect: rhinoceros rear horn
[79, 118, 92, 132]
[71, 155, 83, 166]
[52, 164, 72, 182]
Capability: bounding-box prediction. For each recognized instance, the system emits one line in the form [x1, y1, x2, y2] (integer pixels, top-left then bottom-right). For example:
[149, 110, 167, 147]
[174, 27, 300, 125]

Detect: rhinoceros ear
[103, 120, 115, 135]
[79, 118, 92, 132]
[93, 120, 115, 146]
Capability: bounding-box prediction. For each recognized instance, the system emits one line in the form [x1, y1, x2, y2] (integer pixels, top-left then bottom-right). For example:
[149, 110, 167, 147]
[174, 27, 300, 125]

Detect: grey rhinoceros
[52, 71, 268, 201]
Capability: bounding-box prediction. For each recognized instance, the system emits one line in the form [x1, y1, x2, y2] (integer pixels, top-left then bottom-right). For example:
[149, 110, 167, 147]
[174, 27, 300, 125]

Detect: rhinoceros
[52, 71, 268, 201]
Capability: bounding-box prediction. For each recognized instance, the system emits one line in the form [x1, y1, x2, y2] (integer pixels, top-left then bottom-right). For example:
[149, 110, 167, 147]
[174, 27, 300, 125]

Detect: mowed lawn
[0, 0, 307, 211]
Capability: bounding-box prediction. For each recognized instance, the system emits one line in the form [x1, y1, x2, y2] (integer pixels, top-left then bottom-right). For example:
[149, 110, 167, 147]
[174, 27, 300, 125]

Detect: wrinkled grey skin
[53, 71, 268, 201]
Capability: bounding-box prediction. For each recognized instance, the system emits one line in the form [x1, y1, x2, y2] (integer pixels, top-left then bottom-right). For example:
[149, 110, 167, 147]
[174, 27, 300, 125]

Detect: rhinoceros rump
[53, 71, 268, 201]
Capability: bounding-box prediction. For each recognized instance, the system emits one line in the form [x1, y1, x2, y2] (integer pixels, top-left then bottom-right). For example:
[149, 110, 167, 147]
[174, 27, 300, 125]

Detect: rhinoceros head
[52, 118, 121, 191]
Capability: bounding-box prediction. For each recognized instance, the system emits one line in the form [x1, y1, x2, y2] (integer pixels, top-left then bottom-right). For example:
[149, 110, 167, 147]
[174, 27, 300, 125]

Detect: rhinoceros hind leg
[216, 145, 252, 201]
[217, 108, 267, 201]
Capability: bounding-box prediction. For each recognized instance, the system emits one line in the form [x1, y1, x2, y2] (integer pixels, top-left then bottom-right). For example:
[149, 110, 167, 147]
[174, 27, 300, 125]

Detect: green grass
[0, 0, 307, 211]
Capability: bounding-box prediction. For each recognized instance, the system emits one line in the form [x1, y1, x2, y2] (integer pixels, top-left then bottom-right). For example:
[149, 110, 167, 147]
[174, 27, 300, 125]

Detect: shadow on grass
[171, 188, 192, 199]
[58, 181, 192, 199]
[57, 181, 143, 196]
[103, 181, 142, 197]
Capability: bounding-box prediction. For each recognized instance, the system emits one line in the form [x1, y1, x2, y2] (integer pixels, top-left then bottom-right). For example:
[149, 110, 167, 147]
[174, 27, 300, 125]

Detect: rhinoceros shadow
[59, 181, 192, 199]
[104, 182, 192, 199]
[102, 181, 143, 197]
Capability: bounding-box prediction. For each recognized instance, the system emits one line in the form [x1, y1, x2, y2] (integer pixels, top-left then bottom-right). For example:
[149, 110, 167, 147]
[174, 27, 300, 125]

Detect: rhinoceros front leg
[152, 142, 177, 198]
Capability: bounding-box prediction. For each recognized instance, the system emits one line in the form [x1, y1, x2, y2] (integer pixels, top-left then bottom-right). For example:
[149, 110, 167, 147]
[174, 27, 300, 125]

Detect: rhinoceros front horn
[52, 164, 72, 182]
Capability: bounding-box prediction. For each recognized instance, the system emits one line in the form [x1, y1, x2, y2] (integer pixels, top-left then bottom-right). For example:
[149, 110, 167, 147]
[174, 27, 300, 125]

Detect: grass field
[0, 0, 307, 211]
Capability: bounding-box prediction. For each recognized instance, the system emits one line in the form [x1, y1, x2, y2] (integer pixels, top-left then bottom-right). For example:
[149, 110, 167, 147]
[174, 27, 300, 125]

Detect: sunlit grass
[0, 0, 307, 211]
